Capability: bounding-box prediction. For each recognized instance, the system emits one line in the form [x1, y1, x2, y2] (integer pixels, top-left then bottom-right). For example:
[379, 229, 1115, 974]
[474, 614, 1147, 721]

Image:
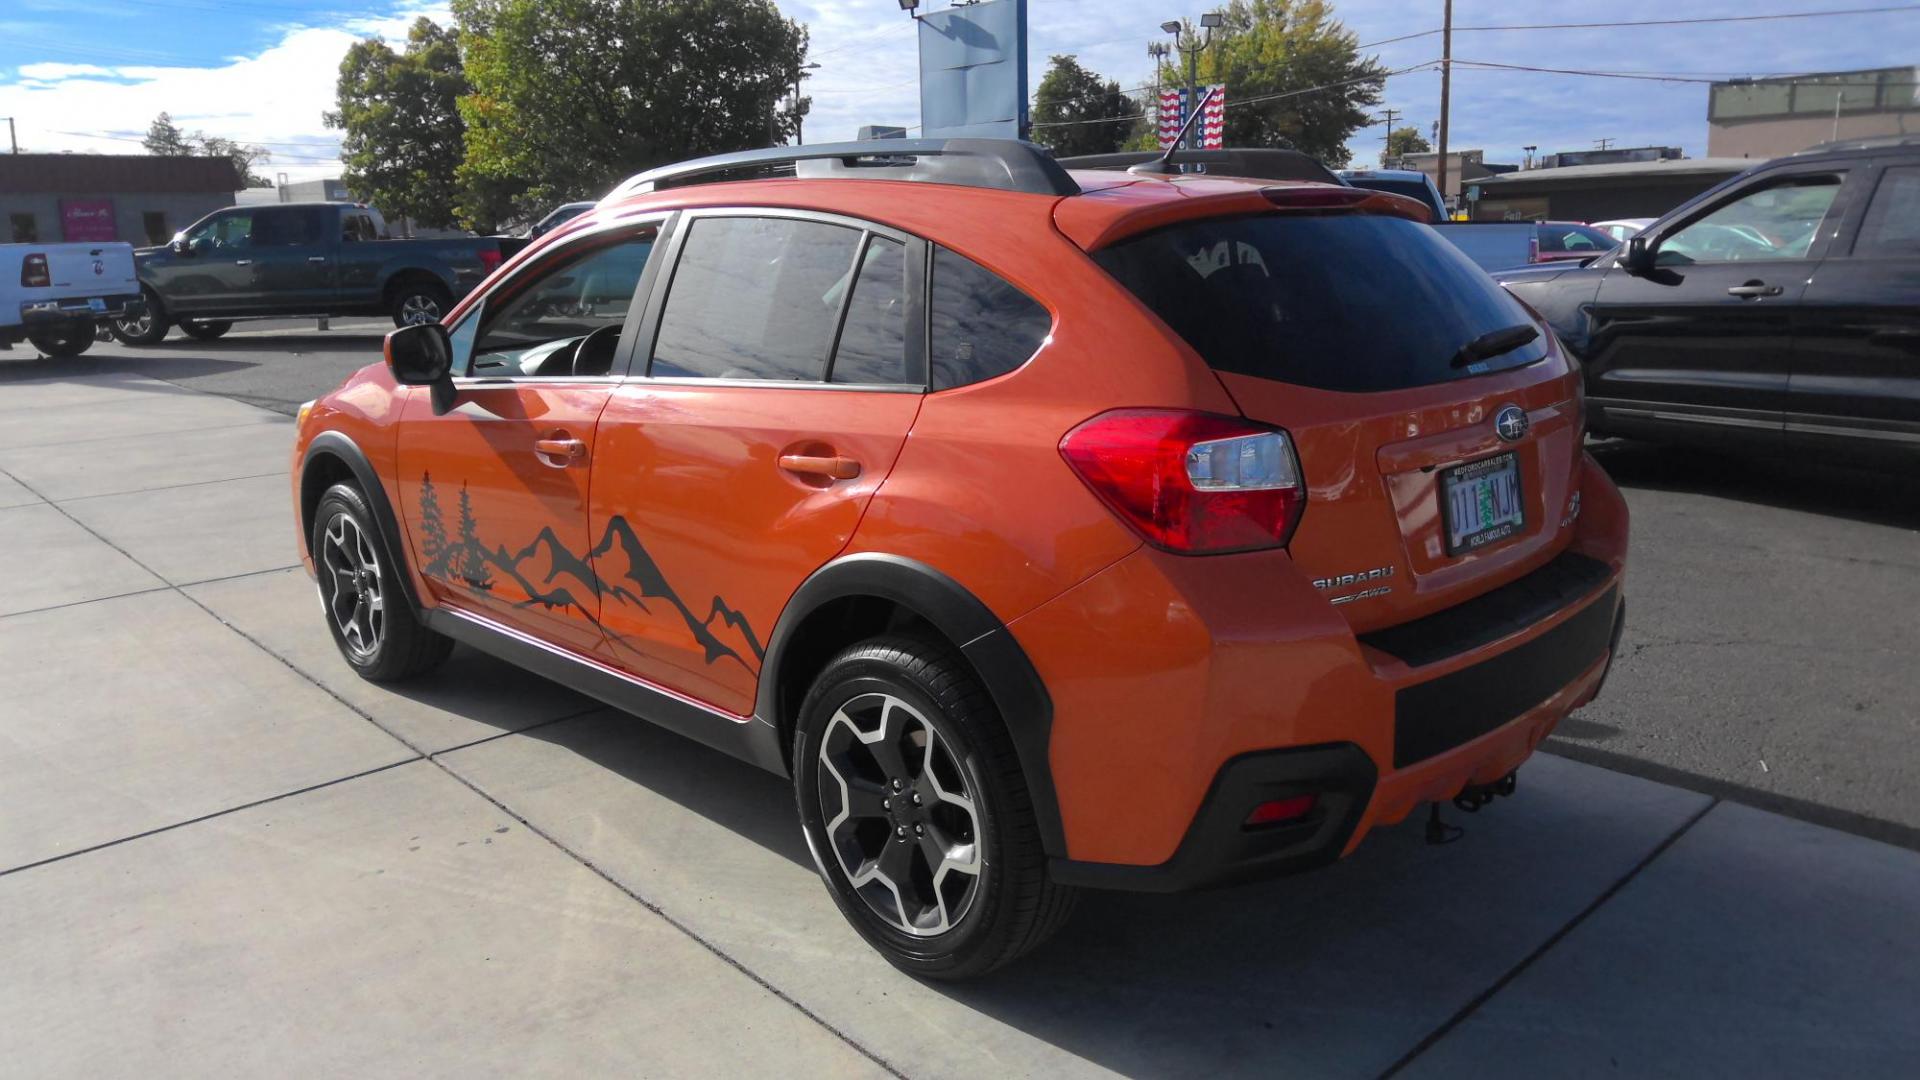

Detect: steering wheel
[572, 324, 622, 377]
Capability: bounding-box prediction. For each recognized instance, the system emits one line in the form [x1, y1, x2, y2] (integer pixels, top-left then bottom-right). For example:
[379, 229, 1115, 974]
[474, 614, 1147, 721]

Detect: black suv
[1496, 135, 1920, 468]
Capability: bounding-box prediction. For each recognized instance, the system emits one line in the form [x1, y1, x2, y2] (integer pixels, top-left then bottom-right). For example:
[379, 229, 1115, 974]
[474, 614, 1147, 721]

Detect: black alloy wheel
[794, 635, 1076, 979]
[309, 482, 452, 681]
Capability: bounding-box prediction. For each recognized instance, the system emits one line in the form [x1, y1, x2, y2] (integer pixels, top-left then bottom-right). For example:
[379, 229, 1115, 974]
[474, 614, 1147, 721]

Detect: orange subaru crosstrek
[292, 140, 1628, 978]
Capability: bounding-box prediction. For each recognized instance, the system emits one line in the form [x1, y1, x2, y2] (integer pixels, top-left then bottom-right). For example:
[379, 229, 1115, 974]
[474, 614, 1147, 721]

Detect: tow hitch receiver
[1424, 770, 1520, 845]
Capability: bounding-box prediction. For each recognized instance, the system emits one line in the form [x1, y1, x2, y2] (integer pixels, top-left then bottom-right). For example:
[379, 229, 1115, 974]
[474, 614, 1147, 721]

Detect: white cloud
[0, 0, 1904, 192]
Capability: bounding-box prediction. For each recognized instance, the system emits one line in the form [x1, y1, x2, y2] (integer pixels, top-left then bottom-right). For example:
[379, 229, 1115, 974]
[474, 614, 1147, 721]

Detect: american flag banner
[1157, 88, 1186, 149]
[1201, 84, 1227, 149]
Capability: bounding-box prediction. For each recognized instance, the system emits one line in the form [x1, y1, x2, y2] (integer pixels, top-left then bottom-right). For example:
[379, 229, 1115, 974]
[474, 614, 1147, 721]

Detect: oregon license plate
[1443, 452, 1525, 554]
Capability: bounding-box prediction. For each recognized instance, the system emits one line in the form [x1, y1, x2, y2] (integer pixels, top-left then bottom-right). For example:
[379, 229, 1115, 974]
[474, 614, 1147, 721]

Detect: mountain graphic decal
[417, 472, 764, 672]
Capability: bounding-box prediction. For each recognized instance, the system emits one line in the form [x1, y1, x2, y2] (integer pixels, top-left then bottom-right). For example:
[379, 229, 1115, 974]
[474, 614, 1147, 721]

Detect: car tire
[310, 482, 453, 682]
[26, 322, 95, 358]
[793, 634, 1077, 980]
[179, 319, 233, 341]
[110, 290, 171, 345]
[390, 281, 452, 328]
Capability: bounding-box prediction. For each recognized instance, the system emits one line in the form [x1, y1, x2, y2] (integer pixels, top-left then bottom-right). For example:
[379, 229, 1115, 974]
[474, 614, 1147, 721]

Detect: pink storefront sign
[60, 199, 118, 242]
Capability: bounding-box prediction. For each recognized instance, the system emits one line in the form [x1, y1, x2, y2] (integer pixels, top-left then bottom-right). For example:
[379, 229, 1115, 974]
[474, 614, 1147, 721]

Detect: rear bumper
[1020, 452, 1630, 890]
[18, 292, 144, 324]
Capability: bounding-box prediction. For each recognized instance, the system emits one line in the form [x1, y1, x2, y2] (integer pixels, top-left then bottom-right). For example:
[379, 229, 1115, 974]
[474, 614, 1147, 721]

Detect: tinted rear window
[1094, 213, 1548, 392]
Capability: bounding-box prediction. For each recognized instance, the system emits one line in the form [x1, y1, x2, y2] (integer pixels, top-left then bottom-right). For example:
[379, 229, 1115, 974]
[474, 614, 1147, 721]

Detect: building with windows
[1, 154, 239, 246]
[1709, 67, 1919, 159]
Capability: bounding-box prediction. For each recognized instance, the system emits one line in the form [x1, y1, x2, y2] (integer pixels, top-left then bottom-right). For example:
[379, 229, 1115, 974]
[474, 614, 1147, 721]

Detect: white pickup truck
[0, 242, 143, 357]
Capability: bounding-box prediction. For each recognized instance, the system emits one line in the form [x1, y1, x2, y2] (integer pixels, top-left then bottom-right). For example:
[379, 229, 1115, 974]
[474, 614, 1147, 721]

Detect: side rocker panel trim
[425, 607, 788, 774]
[757, 552, 1066, 857]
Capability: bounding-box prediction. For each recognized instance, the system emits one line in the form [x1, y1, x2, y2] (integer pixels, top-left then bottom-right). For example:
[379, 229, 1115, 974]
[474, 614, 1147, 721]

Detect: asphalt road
[7, 326, 1917, 849]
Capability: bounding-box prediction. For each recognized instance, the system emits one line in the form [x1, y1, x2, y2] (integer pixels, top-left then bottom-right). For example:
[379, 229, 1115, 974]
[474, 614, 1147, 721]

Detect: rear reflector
[1060, 409, 1305, 555]
[478, 248, 503, 274]
[21, 253, 49, 288]
[1244, 795, 1317, 827]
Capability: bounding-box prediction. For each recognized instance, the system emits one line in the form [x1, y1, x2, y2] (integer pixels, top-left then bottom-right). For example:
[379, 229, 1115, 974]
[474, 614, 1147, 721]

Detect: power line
[1451, 59, 1920, 87]
[1356, 3, 1920, 50]
[1030, 62, 1437, 129]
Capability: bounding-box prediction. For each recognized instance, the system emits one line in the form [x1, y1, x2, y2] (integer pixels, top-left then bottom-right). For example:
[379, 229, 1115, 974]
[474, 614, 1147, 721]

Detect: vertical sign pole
[1015, 0, 1030, 140]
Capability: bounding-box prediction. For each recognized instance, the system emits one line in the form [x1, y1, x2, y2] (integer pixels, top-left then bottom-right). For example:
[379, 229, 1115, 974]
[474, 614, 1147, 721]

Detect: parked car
[1496, 134, 1920, 468]
[1592, 217, 1655, 243]
[1061, 148, 1343, 185]
[0, 241, 141, 357]
[1337, 168, 1446, 222]
[292, 139, 1629, 978]
[1432, 221, 1618, 273]
[111, 203, 529, 345]
[527, 201, 597, 238]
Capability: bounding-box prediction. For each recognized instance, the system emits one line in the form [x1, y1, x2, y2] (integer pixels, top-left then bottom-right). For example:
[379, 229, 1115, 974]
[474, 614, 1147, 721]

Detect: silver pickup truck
[0, 242, 142, 358]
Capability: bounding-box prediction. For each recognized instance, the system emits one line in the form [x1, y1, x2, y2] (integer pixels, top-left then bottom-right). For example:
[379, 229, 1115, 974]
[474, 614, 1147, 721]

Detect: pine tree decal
[456, 483, 493, 591]
[419, 472, 451, 579]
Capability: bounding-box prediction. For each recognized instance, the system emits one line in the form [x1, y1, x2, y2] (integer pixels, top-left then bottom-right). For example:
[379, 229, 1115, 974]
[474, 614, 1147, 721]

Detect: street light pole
[2, 118, 16, 154]
[793, 62, 820, 145]
[1436, 0, 1453, 217]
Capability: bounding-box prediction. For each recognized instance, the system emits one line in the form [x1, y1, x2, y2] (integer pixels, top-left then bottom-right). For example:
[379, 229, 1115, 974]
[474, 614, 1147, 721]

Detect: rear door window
[829, 235, 910, 385]
[1093, 213, 1548, 392]
[650, 215, 862, 381]
[929, 248, 1051, 390]
[1852, 165, 1920, 257]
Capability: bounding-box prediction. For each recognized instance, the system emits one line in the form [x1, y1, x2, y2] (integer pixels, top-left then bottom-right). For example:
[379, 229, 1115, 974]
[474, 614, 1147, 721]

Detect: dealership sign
[60, 199, 117, 242]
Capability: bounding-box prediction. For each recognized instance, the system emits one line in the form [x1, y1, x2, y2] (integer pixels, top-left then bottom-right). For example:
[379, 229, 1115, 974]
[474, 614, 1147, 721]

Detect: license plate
[87, 297, 106, 313]
[1443, 452, 1525, 554]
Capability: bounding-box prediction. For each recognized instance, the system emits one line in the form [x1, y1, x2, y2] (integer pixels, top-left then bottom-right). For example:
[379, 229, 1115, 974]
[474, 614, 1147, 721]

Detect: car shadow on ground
[474, 693, 1694, 1076]
[0, 351, 261, 384]
[1591, 437, 1920, 531]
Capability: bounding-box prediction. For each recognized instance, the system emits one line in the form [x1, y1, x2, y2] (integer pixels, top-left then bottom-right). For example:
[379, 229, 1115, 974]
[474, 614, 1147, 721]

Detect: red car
[292, 140, 1629, 978]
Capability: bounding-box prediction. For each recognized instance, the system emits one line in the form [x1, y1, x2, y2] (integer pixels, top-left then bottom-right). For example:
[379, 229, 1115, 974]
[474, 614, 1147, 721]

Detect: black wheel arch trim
[756, 552, 1066, 858]
[300, 431, 423, 615]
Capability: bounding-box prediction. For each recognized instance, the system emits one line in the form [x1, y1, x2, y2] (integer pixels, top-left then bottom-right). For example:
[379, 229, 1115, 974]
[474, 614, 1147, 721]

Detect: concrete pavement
[1, 368, 1916, 1077]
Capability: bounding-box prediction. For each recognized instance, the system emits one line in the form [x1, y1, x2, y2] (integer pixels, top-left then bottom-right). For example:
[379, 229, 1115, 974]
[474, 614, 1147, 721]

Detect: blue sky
[1, 0, 1914, 186]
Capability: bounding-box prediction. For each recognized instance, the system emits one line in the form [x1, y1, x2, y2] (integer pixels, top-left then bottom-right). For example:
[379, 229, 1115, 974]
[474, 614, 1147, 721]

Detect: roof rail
[599, 139, 1080, 204]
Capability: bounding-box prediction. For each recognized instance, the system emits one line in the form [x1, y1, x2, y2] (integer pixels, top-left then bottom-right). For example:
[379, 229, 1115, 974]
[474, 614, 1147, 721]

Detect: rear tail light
[1059, 409, 1305, 555]
[21, 253, 49, 288]
[1244, 795, 1317, 827]
[478, 248, 503, 274]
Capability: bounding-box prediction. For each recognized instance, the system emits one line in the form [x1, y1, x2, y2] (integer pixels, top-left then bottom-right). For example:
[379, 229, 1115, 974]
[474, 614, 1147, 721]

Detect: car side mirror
[384, 323, 458, 415]
[1623, 234, 1653, 274]
[169, 238, 189, 256]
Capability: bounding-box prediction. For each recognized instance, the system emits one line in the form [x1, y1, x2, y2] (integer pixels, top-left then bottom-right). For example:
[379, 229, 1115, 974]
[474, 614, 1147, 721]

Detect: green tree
[451, 0, 809, 224]
[1156, 0, 1384, 166]
[325, 18, 471, 230]
[1385, 125, 1430, 161]
[140, 112, 271, 185]
[142, 112, 191, 155]
[1031, 55, 1143, 157]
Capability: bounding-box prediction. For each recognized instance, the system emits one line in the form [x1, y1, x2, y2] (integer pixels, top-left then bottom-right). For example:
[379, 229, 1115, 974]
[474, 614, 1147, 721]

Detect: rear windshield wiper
[1450, 324, 1539, 369]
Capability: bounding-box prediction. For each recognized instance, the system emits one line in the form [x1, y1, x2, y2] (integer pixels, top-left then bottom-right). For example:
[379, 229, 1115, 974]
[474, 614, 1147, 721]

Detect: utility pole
[1379, 107, 1399, 166]
[3, 118, 16, 154]
[793, 62, 819, 145]
[1594, 137, 1615, 151]
[1436, 0, 1453, 218]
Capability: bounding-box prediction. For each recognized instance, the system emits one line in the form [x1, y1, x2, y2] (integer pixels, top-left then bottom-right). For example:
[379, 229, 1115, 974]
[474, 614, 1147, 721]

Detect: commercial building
[1396, 149, 1516, 204]
[1708, 67, 1918, 158]
[0, 154, 239, 246]
[1465, 157, 1751, 223]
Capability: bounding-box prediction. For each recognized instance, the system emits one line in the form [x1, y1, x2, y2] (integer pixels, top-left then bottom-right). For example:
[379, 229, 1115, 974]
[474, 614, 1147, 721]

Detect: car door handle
[533, 436, 586, 466]
[308, 256, 327, 263]
[1870, 328, 1920, 349]
[778, 453, 862, 480]
[1726, 281, 1782, 298]
[233, 259, 253, 266]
